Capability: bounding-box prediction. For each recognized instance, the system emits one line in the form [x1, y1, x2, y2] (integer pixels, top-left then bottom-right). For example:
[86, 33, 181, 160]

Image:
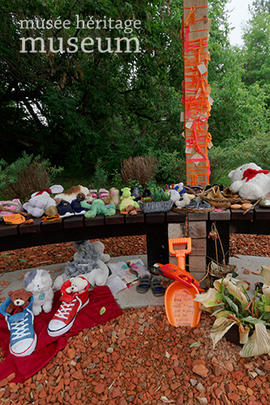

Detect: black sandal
[151, 277, 165, 297]
[136, 275, 151, 294]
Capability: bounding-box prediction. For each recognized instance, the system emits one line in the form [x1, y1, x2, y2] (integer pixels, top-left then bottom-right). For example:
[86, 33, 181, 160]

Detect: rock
[190, 379, 197, 386]
[263, 360, 270, 372]
[196, 383, 205, 392]
[254, 367, 265, 376]
[192, 364, 209, 378]
[106, 347, 114, 353]
[94, 383, 105, 394]
[196, 397, 208, 405]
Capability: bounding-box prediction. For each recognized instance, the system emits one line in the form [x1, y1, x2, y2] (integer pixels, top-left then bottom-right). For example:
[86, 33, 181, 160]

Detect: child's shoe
[57, 200, 74, 217]
[47, 277, 89, 337]
[71, 198, 86, 215]
[0, 296, 37, 357]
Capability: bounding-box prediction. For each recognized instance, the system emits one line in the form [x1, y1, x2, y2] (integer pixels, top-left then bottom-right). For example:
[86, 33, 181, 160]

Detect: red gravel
[0, 310, 269, 404]
[0, 234, 269, 403]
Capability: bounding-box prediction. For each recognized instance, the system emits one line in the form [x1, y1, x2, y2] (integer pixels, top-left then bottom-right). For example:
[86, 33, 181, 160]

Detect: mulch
[0, 234, 269, 404]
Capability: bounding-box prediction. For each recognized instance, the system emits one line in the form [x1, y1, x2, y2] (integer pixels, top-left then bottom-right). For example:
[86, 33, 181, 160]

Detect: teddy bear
[6, 289, 32, 315]
[53, 240, 110, 290]
[24, 269, 54, 315]
[23, 185, 64, 217]
[65, 276, 89, 295]
[229, 163, 270, 200]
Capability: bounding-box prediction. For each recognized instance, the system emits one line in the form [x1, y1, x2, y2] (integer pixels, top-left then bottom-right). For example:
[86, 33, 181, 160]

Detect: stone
[192, 364, 209, 378]
[196, 397, 208, 405]
[190, 379, 198, 387]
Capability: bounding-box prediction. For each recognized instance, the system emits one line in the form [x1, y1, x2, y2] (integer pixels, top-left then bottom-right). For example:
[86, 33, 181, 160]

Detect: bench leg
[146, 224, 169, 268]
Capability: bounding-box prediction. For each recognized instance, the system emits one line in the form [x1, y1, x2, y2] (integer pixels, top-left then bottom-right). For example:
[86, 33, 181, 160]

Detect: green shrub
[0, 152, 63, 201]
[90, 159, 109, 190]
[209, 132, 270, 184]
[150, 150, 186, 184]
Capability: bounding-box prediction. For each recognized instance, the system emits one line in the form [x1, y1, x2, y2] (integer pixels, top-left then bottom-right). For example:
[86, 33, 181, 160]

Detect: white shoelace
[10, 310, 33, 340]
[55, 300, 76, 320]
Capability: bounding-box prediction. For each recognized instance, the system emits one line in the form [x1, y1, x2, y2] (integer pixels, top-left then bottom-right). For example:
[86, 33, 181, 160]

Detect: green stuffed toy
[81, 199, 116, 218]
[119, 187, 140, 212]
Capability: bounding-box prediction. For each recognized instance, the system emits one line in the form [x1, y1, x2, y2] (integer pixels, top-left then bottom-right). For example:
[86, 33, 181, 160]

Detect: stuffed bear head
[8, 289, 32, 307]
[65, 276, 89, 294]
[24, 269, 52, 293]
[6, 289, 32, 314]
[228, 163, 261, 182]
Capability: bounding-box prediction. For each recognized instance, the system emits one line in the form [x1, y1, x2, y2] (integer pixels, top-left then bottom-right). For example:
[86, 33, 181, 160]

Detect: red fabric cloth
[242, 168, 270, 182]
[0, 286, 122, 384]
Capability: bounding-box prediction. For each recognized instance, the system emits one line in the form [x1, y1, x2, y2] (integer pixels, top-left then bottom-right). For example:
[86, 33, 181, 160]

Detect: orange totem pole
[182, 0, 212, 186]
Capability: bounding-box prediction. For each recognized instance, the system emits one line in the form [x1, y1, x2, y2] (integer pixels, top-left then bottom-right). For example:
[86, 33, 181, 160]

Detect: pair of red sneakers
[48, 276, 89, 337]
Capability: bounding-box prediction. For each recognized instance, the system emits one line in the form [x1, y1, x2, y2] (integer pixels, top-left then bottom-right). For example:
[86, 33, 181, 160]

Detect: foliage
[90, 159, 109, 190]
[195, 271, 270, 357]
[209, 131, 270, 185]
[0, 152, 63, 201]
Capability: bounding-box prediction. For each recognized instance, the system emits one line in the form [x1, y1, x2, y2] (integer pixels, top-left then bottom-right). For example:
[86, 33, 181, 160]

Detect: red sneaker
[48, 276, 89, 337]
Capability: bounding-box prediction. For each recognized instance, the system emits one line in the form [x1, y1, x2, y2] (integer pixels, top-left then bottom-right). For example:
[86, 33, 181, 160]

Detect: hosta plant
[194, 267, 270, 357]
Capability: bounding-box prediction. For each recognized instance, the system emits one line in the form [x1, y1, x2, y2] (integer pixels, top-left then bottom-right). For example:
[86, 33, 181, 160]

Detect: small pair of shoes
[136, 275, 165, 296]
[57, 199, 86, 217]
[0, 277, 90, 357]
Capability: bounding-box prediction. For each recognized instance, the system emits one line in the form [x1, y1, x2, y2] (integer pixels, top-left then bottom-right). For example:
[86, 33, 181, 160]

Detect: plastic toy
[154, 238, 203, 328]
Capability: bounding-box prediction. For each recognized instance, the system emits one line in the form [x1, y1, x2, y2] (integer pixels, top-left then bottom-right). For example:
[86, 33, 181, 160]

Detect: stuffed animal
[55, 185, 90, 203]
[6, 289, 32, 315]
[103, 188, 120, 208]
[54, 240, 110, 290]
[0, 199, 23, 217]
[81, 199, 116, 218]
[65, 276, 89, 294]
[229, 163, 270, 200]
[119, 187, 140, 214]
[23, 185, 64, 218]
[175, 193, 194, 208]
[24, 269, 54, 315]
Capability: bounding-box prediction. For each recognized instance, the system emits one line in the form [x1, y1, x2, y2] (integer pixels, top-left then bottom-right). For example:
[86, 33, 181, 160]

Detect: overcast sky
[226, 0, 253, 46]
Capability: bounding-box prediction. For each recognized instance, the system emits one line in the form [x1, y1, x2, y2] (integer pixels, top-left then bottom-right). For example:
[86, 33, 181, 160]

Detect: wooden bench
[0, 208, 269, 278]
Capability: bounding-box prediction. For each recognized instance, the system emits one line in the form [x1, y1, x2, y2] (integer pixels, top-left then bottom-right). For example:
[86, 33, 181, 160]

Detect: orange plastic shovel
[163, 238, 202, 328]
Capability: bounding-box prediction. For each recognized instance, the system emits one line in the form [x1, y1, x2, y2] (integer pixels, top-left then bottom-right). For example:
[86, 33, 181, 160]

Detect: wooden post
[182, 0, 212, 186]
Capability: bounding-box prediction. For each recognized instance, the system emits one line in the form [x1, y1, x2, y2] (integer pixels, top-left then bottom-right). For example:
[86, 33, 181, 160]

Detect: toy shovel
[164, 238, 202, 328]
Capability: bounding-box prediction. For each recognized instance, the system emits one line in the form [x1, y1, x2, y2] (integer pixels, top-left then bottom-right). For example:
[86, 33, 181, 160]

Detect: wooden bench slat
[104, 214, 125, 225]
[18, 219, 42, 234]
[125, 213, 145, 224]
[145, 212, 166, 224]
[0, 224, 19, 237]
[84, 216, 105, 227]
[166, 211, 186, 223]
[209, 209, 231, 221]
[41, 219, 63, 232]
[63, 215, 84, 229]
[188, 211, 209, 221]
[255, 207, 270, 221]
[231, 209, 254, 221]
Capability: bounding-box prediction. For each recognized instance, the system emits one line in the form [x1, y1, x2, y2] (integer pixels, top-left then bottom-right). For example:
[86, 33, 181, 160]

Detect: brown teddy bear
[6, 289, 32, 315]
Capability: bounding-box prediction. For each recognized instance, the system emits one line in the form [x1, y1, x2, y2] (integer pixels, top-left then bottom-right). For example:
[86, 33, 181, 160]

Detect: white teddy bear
[23, 185, 64, 217]
[229, 163, 270, 200]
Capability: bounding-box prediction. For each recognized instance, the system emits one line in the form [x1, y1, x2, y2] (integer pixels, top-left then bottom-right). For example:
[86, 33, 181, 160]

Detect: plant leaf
[240, 323, 270, 357]
[210, 317, 237, 347]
